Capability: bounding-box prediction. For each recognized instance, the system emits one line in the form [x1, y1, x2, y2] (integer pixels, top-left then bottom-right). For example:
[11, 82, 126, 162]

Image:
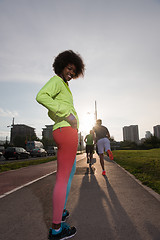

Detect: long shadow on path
[70, 165, 142, 240]
[103, 175, 142, 240]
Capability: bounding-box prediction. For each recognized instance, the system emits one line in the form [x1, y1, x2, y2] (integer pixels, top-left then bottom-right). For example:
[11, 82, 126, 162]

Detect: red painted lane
[0, 161, 57, 195]
[0, 154, 85, 196]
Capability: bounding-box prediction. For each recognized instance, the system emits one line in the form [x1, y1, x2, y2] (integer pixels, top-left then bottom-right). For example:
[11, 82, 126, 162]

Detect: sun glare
[79, 112, 95, 136]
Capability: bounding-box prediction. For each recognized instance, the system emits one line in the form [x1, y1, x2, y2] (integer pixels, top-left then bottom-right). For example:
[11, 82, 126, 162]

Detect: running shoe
[107, 150, 114, 160]
[102, 170, 106, 176]
[62, 209, 69, 222]
[48, 223, 77, 240]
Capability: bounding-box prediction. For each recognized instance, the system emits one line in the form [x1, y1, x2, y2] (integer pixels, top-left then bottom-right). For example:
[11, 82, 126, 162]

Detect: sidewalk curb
[114, 161, 160, 202]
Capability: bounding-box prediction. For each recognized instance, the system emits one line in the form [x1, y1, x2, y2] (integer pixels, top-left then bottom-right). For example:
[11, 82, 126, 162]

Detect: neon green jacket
[36, 75, 79, 131]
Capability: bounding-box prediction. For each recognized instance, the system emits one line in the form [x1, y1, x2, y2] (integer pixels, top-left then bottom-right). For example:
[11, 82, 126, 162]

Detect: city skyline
[0, 0, 160, 141]
[3, 119, 159, 144]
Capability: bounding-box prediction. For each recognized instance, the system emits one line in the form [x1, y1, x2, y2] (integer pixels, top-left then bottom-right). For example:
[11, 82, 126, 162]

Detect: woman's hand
[65, 113, 77, 129]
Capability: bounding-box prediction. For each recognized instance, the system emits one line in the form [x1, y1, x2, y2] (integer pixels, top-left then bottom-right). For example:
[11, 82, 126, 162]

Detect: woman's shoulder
[50, 75, 62, 82]
[48, 75, 64, 87]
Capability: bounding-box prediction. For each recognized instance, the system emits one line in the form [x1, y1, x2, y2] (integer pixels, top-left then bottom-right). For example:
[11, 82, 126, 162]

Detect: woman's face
[60, 64, 76, 82]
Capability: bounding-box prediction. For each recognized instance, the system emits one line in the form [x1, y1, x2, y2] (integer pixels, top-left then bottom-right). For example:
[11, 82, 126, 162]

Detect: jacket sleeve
[36, 77, 70, 118]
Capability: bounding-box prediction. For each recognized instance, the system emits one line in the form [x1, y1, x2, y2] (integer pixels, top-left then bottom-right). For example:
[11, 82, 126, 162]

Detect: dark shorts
[86, 145, 94, 154]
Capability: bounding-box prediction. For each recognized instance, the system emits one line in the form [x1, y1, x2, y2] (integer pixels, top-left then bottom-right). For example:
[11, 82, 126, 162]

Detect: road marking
[0, 171, 56, 199]
[0, 155, 85, 199]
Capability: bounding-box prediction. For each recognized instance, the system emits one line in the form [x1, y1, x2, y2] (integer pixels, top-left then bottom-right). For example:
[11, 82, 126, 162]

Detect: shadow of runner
[69, 164, 143, 240]
[103, 175, 142, 240]
[70, 168, 114, 240]
[144, 221, 160, 239]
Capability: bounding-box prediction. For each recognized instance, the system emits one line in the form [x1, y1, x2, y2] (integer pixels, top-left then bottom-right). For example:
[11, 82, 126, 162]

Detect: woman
[84, 130, 95, 164]
[36, 50, 85, 239]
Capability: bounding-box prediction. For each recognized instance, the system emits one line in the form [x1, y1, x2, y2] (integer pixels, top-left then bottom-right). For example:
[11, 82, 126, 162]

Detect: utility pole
[12, 117, 15, 126]
[7, 117, 15, 144]
[95, 100, 97, 122]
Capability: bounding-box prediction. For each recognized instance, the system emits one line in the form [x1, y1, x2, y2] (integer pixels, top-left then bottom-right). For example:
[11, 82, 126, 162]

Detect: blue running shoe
[48, 222, 76, 240]
[62, 209, 69, 222]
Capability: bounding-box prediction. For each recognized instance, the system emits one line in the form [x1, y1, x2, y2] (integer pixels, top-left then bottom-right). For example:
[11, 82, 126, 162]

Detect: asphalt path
[0, 154, 84, 197]
[0, 154, 160, 240]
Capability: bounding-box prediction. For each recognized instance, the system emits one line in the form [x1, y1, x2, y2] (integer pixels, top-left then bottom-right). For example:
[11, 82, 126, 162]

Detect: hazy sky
[0, 0, 160, 141]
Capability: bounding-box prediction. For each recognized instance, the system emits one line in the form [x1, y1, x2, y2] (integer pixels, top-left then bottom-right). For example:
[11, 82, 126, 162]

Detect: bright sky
[0, 0, 160, 142]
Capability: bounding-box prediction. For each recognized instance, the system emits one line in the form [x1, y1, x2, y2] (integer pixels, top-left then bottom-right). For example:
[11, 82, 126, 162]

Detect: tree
[120, 141, 138, 150]
[142, 136, 160, 149]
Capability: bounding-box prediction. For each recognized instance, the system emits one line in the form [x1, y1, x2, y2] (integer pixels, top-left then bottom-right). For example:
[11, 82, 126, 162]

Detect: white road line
[0, 155, 85, 199]
[0, 171, 56, 199]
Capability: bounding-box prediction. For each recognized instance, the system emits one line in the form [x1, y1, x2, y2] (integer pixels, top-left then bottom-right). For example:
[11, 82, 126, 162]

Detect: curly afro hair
[53, 50, 85, 78]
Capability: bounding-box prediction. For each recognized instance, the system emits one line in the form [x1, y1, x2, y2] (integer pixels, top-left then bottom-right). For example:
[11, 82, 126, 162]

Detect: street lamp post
[7, 117, 15, 144]
[95, 100, 97, 123]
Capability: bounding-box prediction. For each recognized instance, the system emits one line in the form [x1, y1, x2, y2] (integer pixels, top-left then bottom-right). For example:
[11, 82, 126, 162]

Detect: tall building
[42, 125, 53, 140]
[123, 125, 139, 143]
[153, 125, 160, 139]
[10, 124, 36, 144]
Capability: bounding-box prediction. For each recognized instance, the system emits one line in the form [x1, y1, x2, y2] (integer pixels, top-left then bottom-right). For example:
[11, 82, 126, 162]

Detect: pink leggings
[52, 127, 78, 224]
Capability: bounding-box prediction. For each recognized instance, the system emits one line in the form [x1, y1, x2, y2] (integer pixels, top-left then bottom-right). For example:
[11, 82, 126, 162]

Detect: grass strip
[113, 148, 160, 194]
[0, 156, 57, 173]
[0, 151, 84, 173]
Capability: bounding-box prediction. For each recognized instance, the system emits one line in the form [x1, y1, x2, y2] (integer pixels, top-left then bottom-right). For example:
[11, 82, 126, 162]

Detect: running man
[93, 119, 113, 176]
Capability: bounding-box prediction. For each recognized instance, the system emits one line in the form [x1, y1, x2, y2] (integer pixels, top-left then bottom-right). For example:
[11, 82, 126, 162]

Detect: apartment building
[123, 125, 139, 143]
[42, 125, 53, 140]
[153, 125, 160, 139]
[10, 124, 36, 144]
